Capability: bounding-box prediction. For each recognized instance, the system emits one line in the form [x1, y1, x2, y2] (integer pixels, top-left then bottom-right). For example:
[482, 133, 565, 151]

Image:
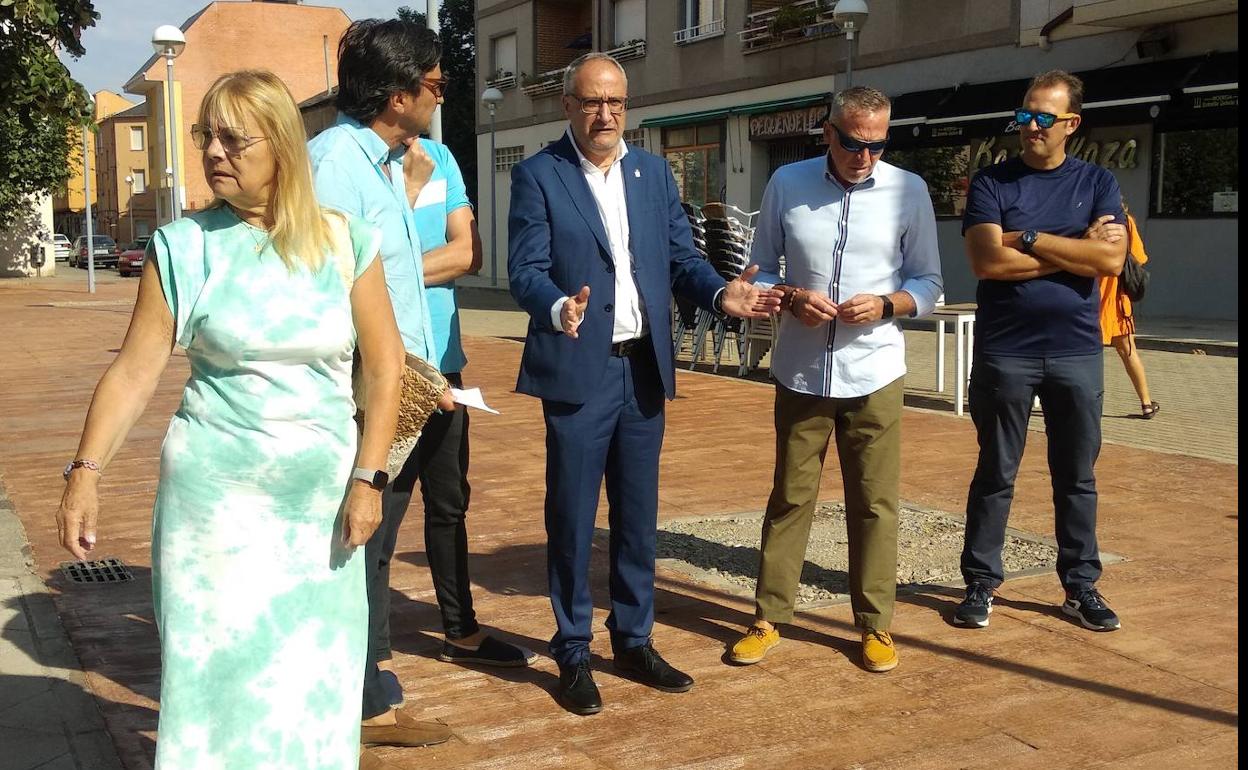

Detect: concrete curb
[0, 477, 125, 770]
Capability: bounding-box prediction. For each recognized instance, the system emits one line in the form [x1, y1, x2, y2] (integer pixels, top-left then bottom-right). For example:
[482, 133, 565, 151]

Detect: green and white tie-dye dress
[146, 206, 381, 769]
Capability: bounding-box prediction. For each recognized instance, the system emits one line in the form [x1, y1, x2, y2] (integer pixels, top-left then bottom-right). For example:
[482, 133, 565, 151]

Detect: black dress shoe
[613, 643, 694, 693]
[557, 659, 603, 716]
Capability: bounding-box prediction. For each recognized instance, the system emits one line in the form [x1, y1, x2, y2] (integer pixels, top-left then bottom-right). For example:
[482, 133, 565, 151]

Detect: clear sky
[60, 0, 430, 98]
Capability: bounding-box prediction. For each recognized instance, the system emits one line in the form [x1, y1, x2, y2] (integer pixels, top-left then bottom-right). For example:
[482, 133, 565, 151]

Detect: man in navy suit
[508, 52, 780, 715]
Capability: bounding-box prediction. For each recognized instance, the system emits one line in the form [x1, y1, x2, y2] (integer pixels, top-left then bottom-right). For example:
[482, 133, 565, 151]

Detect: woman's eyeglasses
[831, 124, 889, 155]
[191, 124, 266, 154]
[568, 95, 628, 115]
[1014, 109, 1077, 129]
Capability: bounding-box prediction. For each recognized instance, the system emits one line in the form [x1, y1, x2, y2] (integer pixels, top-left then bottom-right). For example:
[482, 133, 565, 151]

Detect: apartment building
[94, 103, 157, 246]
[123, 0, 349, 222]
[474, 0, 1238, 321]
[52, 90, 137, 239]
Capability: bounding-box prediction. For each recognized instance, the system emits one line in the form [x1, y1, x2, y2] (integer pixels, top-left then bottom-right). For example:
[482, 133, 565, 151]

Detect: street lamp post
[82, 122, 95, 293]
[480, 87, 504, 287]
[427, 0, 442, 142]
[833, 0, 870, 88]
[152, 25, 186, 221]
[125, 175, 135, 244]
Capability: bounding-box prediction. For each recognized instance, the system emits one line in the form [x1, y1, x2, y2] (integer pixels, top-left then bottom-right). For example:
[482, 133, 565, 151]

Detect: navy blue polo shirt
[963, 156, 1124, 357]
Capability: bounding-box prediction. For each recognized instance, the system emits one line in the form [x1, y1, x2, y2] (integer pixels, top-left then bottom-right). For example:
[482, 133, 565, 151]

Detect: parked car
[70, 235, 119, 269]
[117, 236, 152, 277]
[53, 234, 72, 262]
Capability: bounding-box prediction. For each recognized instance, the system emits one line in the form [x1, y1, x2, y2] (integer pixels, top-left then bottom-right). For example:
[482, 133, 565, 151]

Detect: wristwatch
[713, 288, 726, 315]
[878, 295, 895, 319]
[1020, 229, 1039, 253]
[352, 467, 390, 490]
[63, 459, 101, 480]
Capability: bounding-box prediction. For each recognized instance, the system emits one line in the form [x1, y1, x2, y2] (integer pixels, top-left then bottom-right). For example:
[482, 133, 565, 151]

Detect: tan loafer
[360, 709, 453, 747]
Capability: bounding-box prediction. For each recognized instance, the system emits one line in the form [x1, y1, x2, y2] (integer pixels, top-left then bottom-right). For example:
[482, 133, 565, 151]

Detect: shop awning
[639, 94, 829, 129]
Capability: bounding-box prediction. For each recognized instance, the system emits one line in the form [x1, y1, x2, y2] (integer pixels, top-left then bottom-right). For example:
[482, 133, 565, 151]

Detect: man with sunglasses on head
[307, 19, 529, 764]
[508, 52, 781, 716]
[956, 71, 1127, 633]
[727, 87, 942, 673]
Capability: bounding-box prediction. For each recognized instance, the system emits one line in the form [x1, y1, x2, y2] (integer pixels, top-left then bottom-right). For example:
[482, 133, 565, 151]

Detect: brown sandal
[1141, 401, 1160, 419]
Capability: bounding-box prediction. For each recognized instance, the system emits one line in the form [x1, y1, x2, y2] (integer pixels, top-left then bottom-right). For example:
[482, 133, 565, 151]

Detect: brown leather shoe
[359, 747, 402, 770]
[360, 709, 453, 747]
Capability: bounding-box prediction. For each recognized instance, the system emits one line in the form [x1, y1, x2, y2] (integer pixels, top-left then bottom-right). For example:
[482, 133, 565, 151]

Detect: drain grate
[60, 557, 134, 585]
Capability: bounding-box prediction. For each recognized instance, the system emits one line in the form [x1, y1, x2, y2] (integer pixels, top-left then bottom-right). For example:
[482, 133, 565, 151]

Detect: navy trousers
[961, 352, 1105, 593]
[541, 345, 665, 667]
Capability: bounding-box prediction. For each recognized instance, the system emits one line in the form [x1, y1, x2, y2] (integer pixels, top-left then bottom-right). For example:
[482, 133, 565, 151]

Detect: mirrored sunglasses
[1014, 109, 1077, 129]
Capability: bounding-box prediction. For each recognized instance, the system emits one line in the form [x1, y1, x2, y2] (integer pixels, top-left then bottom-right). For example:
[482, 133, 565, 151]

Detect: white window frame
[131, 169, 146, 194]
[675, 0, 725, 44]
[129, 126, 144, 151]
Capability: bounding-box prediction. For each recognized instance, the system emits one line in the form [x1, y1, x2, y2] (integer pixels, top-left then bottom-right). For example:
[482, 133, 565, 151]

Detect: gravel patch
[655, 502, 1061, 606]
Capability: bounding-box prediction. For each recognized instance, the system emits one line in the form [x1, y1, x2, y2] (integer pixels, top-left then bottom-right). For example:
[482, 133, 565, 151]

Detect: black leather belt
[610, 337, 646, 357]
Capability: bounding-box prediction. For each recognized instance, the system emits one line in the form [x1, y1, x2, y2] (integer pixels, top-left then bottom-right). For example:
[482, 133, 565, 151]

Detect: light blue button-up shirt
[752, 157, 944, 399]
[308, 114, 437, 362]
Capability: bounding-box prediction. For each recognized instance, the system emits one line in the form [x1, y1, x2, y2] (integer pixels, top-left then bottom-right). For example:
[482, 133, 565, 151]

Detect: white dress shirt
[752, 157, 944, 399]
[549, 129, 648, 343]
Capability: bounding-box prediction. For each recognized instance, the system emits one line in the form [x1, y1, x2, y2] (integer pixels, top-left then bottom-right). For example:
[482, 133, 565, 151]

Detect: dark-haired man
[956, 70, 1127, 633]
[308, 19, 526, 756]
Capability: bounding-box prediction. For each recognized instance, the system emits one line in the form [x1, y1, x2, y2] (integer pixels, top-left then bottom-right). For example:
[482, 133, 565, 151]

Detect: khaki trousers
[755, 377, 903, 630]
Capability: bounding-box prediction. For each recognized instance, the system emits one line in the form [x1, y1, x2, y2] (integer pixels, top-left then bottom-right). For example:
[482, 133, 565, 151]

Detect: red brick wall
[534, 1, 592, 74]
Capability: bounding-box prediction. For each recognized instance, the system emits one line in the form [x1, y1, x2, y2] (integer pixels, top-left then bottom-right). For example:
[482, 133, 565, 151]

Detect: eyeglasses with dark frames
[417, 76, 450, 100]
[568, 95, 628, 115]
[1014, 108, 1077, 129]
[830, 124, 889, 155]
[191, 124, 266, 154]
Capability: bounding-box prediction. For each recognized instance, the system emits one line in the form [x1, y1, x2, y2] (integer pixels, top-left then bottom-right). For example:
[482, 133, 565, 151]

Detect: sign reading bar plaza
[750, 105, 827, 140]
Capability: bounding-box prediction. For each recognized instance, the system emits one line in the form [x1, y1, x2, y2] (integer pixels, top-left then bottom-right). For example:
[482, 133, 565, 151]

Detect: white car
[53, 233, 72, 262]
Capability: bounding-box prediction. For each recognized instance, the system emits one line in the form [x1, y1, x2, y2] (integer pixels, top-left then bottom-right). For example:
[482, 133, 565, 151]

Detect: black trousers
[362, 372, 476, 719]
[961, 352, 1105, 593]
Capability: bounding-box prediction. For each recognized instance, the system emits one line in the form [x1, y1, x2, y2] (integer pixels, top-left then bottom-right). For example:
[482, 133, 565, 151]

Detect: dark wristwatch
[713, 288, 726, 315]
[352, 467, 389, 490]
[1020, 229, 1039, 253]
[878, 295, 894, 319]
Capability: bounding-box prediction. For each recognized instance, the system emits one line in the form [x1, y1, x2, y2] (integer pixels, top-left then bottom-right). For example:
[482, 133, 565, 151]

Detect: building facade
[123, 0, 350, 222]
[94, 103, 157, 246]
[473, 0, 1238, 321]
[52, 90, 137, 239]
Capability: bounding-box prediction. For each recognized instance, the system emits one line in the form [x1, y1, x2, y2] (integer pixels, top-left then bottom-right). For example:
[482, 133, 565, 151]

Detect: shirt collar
[334, 112, 392, 167]
[566, 127, 628, 174]
[824, 152, 879, 190]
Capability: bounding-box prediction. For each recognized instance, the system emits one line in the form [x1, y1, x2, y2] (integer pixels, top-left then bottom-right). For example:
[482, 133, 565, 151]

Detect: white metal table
[927, 303, 977, 416]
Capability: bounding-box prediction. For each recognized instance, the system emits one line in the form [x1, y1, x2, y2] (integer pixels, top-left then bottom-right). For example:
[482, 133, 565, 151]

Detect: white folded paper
[449, 387, 500, 414]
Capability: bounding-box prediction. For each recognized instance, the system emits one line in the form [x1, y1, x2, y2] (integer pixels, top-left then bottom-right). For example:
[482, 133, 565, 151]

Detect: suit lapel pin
[634, 169, 641, 178]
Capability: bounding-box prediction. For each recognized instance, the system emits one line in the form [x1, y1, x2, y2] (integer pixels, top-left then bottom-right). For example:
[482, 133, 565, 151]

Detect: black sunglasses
[1014, 108, 1077, 129]
[830, 123, 889, 155]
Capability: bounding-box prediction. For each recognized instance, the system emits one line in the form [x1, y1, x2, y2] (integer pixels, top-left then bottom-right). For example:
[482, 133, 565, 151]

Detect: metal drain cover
[60, 558, 134, 585]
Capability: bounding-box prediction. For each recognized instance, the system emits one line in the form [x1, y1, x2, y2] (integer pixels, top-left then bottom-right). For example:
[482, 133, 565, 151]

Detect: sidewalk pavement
[0, 272, 1238, 768]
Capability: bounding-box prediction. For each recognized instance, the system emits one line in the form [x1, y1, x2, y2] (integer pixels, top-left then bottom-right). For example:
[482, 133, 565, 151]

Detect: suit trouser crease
[543, 349, 664, 667]
[755, 379, 903, 631]
[362, 373, 477, 719]
[961, 353, 1104, 592]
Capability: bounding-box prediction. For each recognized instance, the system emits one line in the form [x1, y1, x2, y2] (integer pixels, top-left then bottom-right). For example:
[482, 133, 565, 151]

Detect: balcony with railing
[674, 18, 726, 44]
[740, 0, 840, 53]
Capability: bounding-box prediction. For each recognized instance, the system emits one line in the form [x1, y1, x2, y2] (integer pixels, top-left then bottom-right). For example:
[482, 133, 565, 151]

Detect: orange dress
[1099, 214, 1148, 344]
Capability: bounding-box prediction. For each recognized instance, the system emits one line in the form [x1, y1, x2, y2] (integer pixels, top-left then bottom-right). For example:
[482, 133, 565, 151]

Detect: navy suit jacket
[508, 134, 723, 405]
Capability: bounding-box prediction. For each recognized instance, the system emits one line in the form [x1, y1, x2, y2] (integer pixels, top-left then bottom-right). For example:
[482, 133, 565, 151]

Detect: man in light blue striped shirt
[728, 87, 942, 674]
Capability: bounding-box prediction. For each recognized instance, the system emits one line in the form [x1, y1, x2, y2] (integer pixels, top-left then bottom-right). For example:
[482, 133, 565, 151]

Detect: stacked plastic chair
[688, 203, 757, 372]
[673, 202, 709, 355]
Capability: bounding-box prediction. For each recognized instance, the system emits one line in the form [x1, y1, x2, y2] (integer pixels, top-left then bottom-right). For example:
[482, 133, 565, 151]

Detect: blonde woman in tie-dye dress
[55, 71, 405, 769]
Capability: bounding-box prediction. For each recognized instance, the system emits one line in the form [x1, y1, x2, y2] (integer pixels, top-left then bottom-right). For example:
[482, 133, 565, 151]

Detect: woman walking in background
[55, 70, 404, 768]
[1099, 199, 1158, 419]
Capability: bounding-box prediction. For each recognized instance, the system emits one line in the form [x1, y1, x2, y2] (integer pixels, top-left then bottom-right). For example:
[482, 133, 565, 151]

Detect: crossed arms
[966, 216, 1127, 281]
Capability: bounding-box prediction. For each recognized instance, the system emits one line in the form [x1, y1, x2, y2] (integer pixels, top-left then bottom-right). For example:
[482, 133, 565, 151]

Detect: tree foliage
[398, 1, 477, 206]
[0, 0, 99, 227]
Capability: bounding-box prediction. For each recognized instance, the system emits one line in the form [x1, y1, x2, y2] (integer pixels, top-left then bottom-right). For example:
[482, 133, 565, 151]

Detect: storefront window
[664, 122, 725, 206]
[887, 145, 971, 217]
[1152, 127, 1238, 216]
